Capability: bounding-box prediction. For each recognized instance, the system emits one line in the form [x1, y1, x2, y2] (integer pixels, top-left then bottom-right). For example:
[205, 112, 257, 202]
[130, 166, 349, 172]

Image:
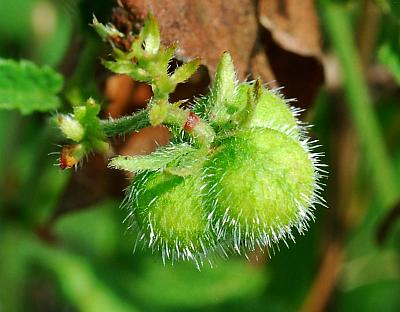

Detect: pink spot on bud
[183, 112, 200, 132]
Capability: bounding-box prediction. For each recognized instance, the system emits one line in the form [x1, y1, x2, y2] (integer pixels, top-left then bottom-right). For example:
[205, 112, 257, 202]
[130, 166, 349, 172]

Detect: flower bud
[57, 115, 84, 142]
[60, 144, 86, 170]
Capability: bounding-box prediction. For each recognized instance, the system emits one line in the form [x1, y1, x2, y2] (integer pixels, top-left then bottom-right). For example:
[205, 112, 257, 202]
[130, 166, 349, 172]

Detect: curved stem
[101, 106, 216, 146]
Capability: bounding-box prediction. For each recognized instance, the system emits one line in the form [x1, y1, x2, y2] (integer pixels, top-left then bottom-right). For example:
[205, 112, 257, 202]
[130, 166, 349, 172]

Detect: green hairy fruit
[203, 128, 316, 253]
[58, 13, 326, 267]
[126, 171, 224, 267]
[246, 86, 302, 139]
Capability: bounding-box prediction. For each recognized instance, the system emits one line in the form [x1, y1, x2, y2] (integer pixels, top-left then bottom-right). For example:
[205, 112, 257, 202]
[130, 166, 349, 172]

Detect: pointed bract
[141, 13, 161, 54]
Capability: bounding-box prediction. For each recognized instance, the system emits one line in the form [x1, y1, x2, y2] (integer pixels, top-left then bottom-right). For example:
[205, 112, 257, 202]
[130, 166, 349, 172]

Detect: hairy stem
[101, 109, 150, 137]
[101, 106, 215, 146]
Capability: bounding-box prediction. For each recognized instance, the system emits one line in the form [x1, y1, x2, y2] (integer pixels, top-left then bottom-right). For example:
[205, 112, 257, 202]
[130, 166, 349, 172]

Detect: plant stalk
[321, 1, 398, 210]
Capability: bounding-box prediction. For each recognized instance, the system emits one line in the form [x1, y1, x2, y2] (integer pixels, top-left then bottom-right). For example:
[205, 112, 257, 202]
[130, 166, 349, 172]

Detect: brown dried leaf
[118, 125, 170, 157]
[258, 0, 322, 57]
[250, 48, 278, 88]
[104, 74, 152, 118]
[264, 31, 324, 108]
[119, 0, 258, 79]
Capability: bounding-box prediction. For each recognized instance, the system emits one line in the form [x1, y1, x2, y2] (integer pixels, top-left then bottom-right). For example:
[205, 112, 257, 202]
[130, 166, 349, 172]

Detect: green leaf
[0, 58, 63, 114]
[378, 42, 400, 85]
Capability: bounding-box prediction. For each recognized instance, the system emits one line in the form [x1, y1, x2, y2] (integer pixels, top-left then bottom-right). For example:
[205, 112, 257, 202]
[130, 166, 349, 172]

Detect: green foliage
[376, 0, 400, 20]
[378, 31, 400, 85]
[0, 58, 63, 114]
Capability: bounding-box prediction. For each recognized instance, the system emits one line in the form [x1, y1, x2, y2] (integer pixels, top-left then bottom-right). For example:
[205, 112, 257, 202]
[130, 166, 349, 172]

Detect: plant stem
[101, 109, 150, 137]
[101, 106, 215, 146]
[321, 1, 398, 209]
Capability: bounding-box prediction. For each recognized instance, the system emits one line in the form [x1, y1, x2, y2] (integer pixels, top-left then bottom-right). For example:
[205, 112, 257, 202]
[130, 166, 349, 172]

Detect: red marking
[59, 145, 78, 170]
[183, 112, 200, 132]
[60, 156, 68, 170]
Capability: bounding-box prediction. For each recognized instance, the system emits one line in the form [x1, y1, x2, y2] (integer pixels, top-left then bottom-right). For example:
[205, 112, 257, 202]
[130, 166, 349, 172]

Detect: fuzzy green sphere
[203, 128, 316, 252]
[128, 171, 219, 264]
[248, 87, 300, 138]
[229, 84, 300, 138]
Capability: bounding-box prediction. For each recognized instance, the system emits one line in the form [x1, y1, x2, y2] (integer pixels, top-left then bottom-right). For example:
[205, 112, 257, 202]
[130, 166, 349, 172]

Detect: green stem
[150, 103, 216, 146]
[321, 1, 398, 209]
[101, 105, 215, 146]
[101, 109, 150, 137]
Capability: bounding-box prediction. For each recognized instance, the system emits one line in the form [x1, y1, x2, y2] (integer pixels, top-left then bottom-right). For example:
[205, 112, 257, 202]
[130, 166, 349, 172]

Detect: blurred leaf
[378, 40, 400, 85]
[0, 0, 37, 43]
[125, 258, 267, 310]
[336, 280, 400, 312]
[0, 110, 20, 191]
[23, 229, 139, 312]
[54, 200, 120, 258]
[0, 59, 63, 114]
[35, 1, 75, 67]
[0, 225, 31, 312]
[341, 250, 400, 291]
[23, 163, 71, 225]
[376, 0, 400, 19]
[265, 223, 321, 311]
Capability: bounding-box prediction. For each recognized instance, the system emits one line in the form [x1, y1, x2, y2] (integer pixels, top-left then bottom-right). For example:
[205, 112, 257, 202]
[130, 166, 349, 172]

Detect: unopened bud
[57, 115, 84, 142]
[60, 144, 86, 170]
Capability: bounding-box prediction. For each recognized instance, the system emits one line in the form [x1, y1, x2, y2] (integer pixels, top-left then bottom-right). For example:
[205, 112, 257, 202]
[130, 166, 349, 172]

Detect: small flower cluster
[57, 14, 326, 268]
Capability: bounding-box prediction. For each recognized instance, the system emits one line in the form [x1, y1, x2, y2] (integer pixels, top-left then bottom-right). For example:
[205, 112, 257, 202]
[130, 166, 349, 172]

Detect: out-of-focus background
[0, 0, 399, 311]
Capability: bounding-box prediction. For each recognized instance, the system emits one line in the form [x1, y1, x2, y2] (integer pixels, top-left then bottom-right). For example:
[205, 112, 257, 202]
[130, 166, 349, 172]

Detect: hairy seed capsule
[248, 87, 301, 138]
[127, 171, 220, 265]
[203, 128, 317, 252]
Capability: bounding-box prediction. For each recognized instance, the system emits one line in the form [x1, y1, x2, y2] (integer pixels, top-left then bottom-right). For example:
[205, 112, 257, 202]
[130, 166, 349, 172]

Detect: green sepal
[141, 13, 161, 54]
[170, 59, 201, 85]
[92, 15, 124, 41]
[109, 143, 194, 172]
[56, 115, 85, 142]
[237, 79, 261, 127]
[57, 98, 108, 158]
[102, 60, 150, 82]
[164, 147, 208, 177]
[208, 52, 237, 125]
[158, 44, 177, 70]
